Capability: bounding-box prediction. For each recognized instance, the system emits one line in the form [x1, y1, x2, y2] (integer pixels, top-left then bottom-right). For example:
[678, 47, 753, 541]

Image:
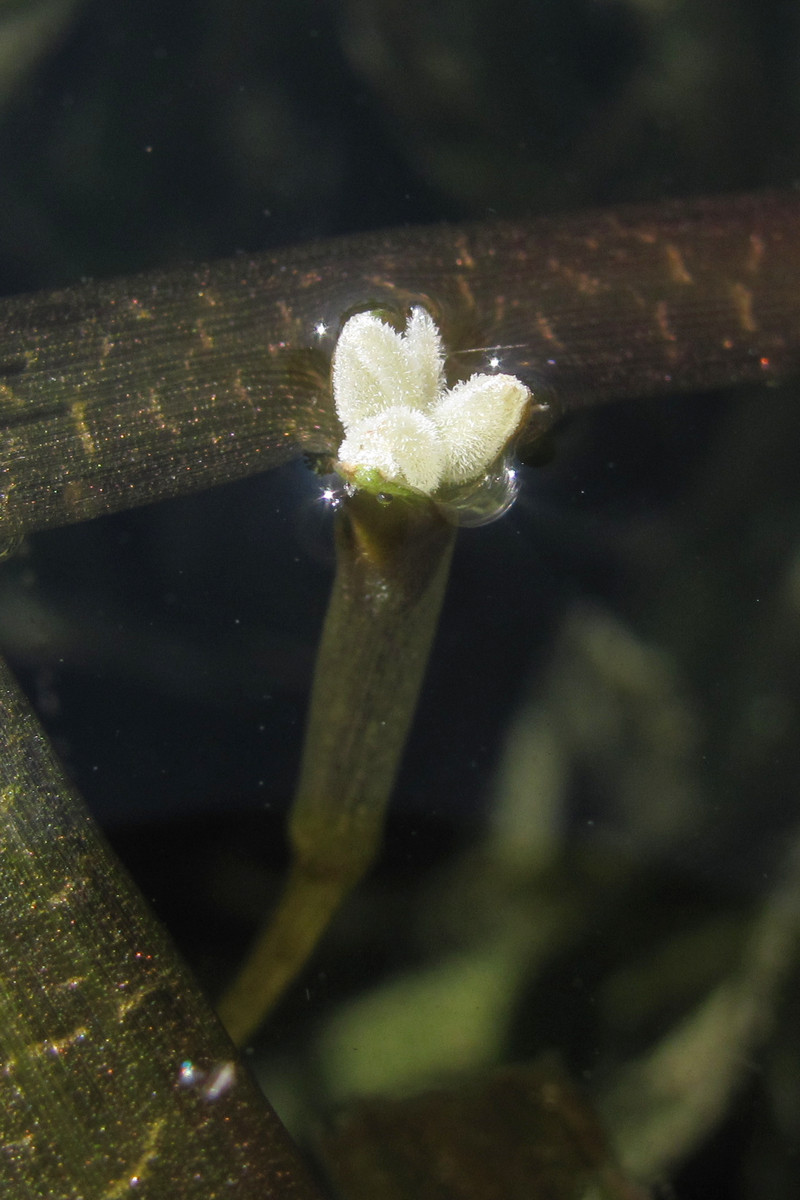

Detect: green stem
[218, 490, 456, 1045]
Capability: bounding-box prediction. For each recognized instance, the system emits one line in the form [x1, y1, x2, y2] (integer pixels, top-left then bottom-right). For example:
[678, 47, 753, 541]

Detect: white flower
[332, 306, 531, 495]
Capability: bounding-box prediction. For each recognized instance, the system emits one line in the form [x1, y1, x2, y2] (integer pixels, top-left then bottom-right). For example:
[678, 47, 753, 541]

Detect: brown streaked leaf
[0, 651, 327, 1199]
[1, 191, 800, 539]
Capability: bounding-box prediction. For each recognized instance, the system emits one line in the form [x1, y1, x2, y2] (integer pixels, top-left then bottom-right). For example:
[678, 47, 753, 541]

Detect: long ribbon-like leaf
[0, 651, 327, 1198]
[1, 192, 799, 539]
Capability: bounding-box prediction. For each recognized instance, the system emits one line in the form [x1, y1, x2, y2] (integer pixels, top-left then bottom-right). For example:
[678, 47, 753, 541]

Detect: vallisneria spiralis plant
[217, 177, 800, 1041]
[218, 304, 534, 1044]
[3, 192, 800, 1194]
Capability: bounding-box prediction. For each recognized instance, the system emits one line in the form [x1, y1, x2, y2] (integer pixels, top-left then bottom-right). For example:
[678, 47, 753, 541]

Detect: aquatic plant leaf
[0, 192, 799, 541]
[0, 651, 327, 1199]
[317, 1059, 650, 1200]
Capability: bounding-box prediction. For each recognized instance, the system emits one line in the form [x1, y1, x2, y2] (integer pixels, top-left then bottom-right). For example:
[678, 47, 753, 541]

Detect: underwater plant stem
[219, 490, 456, 1045]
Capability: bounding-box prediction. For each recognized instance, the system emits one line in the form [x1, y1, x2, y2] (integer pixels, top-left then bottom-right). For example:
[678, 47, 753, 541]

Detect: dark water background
[1, 3, 800, 1196]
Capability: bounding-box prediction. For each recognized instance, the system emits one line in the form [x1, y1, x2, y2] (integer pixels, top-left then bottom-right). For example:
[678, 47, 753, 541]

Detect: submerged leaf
[0, 652, 326, 1199]
[318, 1059, 650, 1200]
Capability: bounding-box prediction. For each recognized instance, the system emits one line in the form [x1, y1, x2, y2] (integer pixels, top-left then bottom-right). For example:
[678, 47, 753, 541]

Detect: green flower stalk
[218, 485, 456, 1044]
[219, 304, 530, 1043]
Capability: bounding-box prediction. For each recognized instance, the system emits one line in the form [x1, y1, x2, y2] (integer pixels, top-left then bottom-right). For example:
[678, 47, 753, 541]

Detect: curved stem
[218, 491, 456, 1045]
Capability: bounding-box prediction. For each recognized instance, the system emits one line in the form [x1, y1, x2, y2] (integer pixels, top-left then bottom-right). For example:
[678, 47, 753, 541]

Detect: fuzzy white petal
[338, 406, 445, 494]
[332, 307, 445, 429]
[403, 306, 446, 412]
[332, 312, 416, 427]
[433, 373, 531, 485]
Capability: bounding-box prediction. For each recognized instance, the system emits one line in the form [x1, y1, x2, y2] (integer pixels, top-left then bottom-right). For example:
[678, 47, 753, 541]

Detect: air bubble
[307, 452, 522, 527]
[437, 454, 521, 527]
